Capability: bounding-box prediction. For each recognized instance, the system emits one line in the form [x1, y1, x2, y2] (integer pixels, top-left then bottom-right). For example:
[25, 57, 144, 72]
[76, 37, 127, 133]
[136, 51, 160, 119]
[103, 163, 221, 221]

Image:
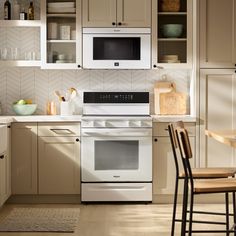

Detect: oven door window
[93, 37, 141, 60]
[94, 141, 139, 170]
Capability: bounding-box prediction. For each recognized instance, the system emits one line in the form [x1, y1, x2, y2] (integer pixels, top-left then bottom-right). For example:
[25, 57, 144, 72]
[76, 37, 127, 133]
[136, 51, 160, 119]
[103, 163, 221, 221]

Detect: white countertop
[0, 115, 196, 124]
[151, 115, 197, 123]
[0, 115, 82, 123]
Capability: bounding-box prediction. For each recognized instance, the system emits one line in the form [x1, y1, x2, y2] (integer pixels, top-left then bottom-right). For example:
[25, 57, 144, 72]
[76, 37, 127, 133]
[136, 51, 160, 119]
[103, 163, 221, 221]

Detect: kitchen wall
[0, 67, 191, 115]
[0, 0, 191, 115]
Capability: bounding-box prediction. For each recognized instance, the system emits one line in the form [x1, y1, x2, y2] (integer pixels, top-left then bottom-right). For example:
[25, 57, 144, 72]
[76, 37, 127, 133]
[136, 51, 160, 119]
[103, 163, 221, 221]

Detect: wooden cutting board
[154, 81, 176, 114]
[159, 91, 187, 115]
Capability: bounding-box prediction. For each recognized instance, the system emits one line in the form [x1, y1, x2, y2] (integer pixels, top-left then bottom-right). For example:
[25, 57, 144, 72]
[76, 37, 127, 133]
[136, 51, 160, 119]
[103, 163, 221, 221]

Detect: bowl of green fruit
[12, 99, 37, 116]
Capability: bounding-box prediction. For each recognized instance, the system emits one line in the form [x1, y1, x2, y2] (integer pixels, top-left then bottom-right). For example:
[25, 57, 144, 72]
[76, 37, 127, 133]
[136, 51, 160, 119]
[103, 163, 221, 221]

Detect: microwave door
[83, 33, 151, 69]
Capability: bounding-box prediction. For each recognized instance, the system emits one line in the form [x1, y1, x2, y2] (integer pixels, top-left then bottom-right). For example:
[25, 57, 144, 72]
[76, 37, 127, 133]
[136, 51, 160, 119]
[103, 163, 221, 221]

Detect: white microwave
[82, 28, 151, 69]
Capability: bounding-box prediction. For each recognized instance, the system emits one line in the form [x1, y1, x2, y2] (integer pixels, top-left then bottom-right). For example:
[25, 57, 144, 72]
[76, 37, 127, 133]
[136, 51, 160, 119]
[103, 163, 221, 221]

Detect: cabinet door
[38, 137, 80, 194]
[199, 0, 236, 68]
[0, 152, 7, 206]
[41, 0, 82, 69]
[153, 136, 195, 194]
[117, 0, 151, 27]
[152, 0, 193, 69]
[82, 0, 117, 27]
[11, 123, 37, 194]
[0, 125, 11, 206]
[199, 69, 236, 167]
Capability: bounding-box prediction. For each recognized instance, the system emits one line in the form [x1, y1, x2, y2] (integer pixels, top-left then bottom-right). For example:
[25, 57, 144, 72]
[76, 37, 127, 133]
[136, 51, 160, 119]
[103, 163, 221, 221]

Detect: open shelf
[0, 60, 41, 67]
[47, 40, 76, 43]
[47, 14, 76, 18]
[158, 12, 187, 15]
[0, 20, 41, 27]
[158, 38, 187, 41]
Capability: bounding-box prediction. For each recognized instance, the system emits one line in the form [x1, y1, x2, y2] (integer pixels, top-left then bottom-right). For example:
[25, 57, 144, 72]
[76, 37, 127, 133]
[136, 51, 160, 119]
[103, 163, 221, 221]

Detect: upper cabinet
[199, 0, 236, 68]
[152, 0, 193, 69]
[82, 0, 151, 27]
[41, 0, 82, 69]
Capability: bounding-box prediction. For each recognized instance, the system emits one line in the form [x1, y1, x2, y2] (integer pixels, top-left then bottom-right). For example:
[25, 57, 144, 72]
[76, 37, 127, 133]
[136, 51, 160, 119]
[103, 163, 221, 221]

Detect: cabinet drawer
[153, 122, 196, 137]
[38, 123, 80, 137]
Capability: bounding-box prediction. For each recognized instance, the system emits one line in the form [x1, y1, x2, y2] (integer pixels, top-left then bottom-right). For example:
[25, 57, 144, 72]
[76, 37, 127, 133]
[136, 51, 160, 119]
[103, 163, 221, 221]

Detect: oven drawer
[153, 122, 196, 137]
[81, 183, 152, 202]
[38, 123, 80, 137]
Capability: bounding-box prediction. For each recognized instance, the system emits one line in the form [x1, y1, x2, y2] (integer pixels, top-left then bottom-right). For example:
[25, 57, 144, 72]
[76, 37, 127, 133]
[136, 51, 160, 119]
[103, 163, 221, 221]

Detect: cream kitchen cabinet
[0, 125, 11, 206]
[38, 123, 80, 194]
[82, 0, 151, 27]
[11, 123, 38, 195]
[199, 0, 236, 68]
[199, 69, 236, 168]
[152, 0, 193, 69]
[153, 122, 196, 195]
[41, 0, 82, 69]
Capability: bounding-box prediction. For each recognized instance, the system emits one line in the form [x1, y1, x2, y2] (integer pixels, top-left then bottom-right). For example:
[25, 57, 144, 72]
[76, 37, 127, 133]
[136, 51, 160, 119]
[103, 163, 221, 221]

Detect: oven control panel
[82, 118, 152, 128]
[84, 92, 149, 104]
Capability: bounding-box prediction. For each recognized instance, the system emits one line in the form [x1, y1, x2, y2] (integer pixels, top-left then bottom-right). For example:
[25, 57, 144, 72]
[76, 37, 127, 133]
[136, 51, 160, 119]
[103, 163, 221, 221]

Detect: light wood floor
[0, 203, 233, 235]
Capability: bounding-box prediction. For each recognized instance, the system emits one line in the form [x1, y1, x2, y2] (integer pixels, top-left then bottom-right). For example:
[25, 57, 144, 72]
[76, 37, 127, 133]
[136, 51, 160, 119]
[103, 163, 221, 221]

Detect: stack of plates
[160, 55, 180, 63]
[47, 2, 76, 13]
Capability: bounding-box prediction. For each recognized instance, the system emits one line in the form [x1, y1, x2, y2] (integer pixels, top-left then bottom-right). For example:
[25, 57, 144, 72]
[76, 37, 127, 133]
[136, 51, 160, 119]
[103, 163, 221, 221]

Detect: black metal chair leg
[233, 192, 236, 236]
[171, 177, 179, 236]
[188, 192, 194, 236]
[225, 193, 229, 236]
[181, 179, 188, 236]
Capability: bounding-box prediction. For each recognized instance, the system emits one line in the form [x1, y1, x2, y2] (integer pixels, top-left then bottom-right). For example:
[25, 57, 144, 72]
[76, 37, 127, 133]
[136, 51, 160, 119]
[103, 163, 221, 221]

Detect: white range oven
[81, 92, 152, 202]
[82, 28, 151, 69]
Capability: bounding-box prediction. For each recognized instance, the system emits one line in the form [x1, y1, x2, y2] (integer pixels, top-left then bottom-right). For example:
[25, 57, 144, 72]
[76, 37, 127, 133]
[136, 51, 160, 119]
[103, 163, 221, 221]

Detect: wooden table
[205, 130, 236, 148]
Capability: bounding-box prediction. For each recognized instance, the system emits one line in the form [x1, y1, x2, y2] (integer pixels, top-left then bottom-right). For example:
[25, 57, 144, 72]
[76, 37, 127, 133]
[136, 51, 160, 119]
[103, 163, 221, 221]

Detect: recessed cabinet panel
[117, 0, 151, 27]
[200, 70, 235, 168]
[38, 136, 80, 194]
[11, 123, 38, 195]
[199, 0, 235, 68]
[82, 0, 116, 27]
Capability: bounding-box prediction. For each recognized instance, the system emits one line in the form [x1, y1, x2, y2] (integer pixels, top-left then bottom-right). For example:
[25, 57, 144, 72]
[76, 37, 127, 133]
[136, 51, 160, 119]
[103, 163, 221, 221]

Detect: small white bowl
[58, 54, 66, 60]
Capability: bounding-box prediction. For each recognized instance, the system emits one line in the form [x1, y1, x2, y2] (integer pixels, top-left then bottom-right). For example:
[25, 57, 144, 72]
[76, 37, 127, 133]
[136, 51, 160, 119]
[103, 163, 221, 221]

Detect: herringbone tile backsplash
[0, 67, 191, 115]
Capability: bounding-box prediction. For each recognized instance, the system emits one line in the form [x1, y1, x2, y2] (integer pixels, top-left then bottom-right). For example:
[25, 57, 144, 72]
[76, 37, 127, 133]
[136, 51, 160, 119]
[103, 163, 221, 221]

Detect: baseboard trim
[7, 195, 81, 204]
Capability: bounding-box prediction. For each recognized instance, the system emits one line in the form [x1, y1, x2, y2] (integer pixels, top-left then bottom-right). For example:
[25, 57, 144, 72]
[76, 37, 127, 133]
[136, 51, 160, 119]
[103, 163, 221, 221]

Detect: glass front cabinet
[41, 0, 82, 69]
[152, 0, 193, 69]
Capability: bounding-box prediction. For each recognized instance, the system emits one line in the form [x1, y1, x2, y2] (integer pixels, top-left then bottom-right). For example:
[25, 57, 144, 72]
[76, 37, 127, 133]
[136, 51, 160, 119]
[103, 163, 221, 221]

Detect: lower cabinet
[0, 125, 11, 206]
[11, 123, 38, 195]
[38, 136, 80, 194]
[153, 122, 196, 195]
[11, 122, 81, 195]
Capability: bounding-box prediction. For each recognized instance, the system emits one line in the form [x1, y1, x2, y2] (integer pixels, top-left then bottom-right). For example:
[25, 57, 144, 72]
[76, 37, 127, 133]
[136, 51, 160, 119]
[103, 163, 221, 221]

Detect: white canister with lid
[60, 25, 71, 40]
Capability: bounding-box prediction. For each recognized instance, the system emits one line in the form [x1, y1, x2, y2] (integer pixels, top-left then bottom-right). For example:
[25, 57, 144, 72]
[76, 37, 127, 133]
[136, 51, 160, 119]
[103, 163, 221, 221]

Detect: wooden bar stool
[168, 122, 236, 236]
[174, 122, 236, 235]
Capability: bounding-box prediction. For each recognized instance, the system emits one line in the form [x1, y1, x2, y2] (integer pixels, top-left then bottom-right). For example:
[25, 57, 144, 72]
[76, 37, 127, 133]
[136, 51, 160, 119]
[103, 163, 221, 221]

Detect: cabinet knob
[78, 65, 81, 68]
[0, 155, 5, 159]
[112, 22, 116, 26]
[76, 138, 80, 142]
[7, 125, 11, 128]
[154, 138, 158, 142]
[153, 64, 157, 68]
[118, 22, 122, 26]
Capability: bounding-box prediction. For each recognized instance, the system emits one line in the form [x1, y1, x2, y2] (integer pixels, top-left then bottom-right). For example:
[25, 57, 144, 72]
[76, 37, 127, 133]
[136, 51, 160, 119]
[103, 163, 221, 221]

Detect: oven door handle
[82, 129, 152, 137]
